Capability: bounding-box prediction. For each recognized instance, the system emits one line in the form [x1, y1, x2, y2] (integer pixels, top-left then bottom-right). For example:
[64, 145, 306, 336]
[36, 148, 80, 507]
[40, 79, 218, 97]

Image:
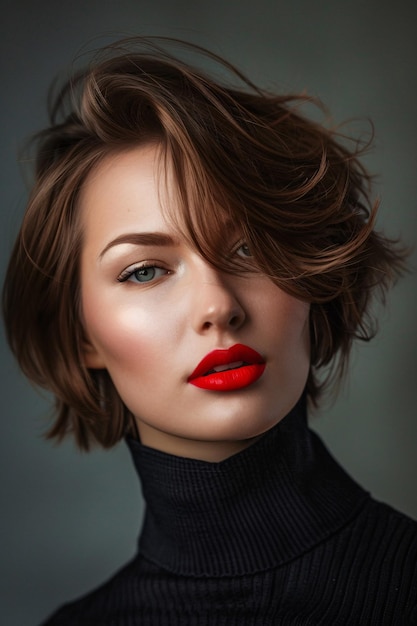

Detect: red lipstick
[188, 344, 265, 391]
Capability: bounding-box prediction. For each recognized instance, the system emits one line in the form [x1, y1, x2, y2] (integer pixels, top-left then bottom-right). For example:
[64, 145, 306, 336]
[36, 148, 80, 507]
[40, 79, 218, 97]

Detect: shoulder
[356, 497, 417, 550]
[332, 498, 417, 614]
[40, 557, 148, 625]
[280, 498, 417, 623]
[337, 497, 417, 573]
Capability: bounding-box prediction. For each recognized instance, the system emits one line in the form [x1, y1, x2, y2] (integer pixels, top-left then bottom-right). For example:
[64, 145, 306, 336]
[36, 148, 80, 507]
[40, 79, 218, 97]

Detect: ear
[82, 339, 106, 369]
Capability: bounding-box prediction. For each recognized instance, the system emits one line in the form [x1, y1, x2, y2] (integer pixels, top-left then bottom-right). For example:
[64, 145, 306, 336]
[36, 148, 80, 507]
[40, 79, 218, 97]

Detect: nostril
[229, 313, 243, 328]
[196, 297, 246, 333]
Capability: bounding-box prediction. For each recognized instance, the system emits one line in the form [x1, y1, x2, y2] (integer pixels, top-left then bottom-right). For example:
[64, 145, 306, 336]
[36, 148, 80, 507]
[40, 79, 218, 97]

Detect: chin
[191, 403, 285, 442]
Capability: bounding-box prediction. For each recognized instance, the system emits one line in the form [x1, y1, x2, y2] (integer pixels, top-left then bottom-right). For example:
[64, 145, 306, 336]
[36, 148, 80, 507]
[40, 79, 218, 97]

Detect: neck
[127, 395, 369, 576]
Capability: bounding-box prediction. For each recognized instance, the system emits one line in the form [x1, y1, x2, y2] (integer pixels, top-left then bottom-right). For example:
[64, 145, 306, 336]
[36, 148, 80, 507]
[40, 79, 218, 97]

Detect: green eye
[118, 264, 168, 284]
[132, 267, 158, 282]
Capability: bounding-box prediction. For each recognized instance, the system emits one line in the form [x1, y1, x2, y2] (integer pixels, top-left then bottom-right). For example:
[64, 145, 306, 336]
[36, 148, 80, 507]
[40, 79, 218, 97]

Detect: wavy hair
[3, 38, 407, 449]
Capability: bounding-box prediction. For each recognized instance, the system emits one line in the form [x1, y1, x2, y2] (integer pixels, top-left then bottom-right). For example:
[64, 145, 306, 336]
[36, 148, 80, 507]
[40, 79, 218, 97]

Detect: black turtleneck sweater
[43, 398, 417, 625]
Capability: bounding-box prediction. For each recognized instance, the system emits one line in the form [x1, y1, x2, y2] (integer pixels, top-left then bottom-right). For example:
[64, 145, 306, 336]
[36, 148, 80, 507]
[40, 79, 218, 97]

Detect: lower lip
[189, 363, 266, 391]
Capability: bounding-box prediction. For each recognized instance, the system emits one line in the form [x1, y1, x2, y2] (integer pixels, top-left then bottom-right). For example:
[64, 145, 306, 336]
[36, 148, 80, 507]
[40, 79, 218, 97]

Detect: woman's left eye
[118, 265, 168, 284]
[236, 243, 252, 258]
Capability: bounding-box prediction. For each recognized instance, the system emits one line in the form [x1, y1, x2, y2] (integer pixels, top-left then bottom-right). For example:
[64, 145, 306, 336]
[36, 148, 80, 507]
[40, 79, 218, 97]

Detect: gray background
[1, 1, 416, 624]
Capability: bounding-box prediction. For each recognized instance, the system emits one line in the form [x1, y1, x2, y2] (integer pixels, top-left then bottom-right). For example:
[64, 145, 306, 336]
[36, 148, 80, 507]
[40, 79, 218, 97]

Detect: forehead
[79, 143, 238, 254]
[79, 144, 172, 242]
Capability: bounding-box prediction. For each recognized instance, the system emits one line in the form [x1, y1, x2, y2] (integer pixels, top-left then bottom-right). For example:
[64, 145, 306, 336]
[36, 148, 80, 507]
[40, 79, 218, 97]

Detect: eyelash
[117, 263, 170, 284]
[235, 242, 252, 258]
[117, 242, 252, 285]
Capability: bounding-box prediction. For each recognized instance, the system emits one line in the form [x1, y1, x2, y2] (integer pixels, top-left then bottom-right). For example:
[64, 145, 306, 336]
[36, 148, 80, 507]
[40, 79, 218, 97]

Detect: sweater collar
[126, 395, 368, 576]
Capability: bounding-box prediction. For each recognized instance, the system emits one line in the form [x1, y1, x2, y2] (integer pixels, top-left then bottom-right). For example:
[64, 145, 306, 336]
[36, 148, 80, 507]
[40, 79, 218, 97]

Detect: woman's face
[80, 145, 310, 461]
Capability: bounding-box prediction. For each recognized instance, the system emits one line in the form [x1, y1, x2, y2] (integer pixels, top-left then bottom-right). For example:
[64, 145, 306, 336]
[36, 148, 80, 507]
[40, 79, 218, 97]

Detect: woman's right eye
[117, 264, 169, 284]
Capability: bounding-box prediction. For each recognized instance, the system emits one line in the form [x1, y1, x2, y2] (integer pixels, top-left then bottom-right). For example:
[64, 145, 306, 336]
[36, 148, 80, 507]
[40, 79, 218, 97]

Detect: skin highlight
[80, 144, 310, 461]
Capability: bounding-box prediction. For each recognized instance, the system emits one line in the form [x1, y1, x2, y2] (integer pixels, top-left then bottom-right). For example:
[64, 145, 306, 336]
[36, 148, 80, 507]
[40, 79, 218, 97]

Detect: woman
[3, 38, 417, 625]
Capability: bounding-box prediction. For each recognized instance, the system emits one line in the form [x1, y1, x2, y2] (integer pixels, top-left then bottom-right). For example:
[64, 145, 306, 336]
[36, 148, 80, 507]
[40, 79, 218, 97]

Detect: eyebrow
[99, 232, 179, 260]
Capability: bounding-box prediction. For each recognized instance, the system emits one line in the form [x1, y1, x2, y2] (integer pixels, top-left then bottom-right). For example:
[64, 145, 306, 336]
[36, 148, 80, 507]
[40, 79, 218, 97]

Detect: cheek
[273, 297, 311, 398]
[262, 285, 310, 340]
[292, 306, 311, 387]
[297, 304, 311, 354]
[82, 288, 151, 369]
[269, 291, 311, 366]
[289, 300, 310, 358]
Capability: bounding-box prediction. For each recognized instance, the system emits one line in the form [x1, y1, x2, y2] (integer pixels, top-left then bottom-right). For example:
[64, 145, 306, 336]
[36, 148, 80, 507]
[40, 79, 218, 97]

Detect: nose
[190, 262, 246, 334]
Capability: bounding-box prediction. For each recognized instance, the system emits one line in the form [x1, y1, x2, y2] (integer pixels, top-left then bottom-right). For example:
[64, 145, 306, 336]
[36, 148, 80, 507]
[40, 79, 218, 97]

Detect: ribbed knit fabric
[43, 397, 417, 625]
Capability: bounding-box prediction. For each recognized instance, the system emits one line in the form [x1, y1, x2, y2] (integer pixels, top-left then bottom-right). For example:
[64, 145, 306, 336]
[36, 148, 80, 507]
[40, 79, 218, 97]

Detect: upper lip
[188, 344, 265, 380]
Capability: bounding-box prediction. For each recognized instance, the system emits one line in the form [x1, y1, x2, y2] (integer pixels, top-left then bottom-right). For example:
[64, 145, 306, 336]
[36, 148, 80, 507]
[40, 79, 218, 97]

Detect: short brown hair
[2, 38, 407, 449]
